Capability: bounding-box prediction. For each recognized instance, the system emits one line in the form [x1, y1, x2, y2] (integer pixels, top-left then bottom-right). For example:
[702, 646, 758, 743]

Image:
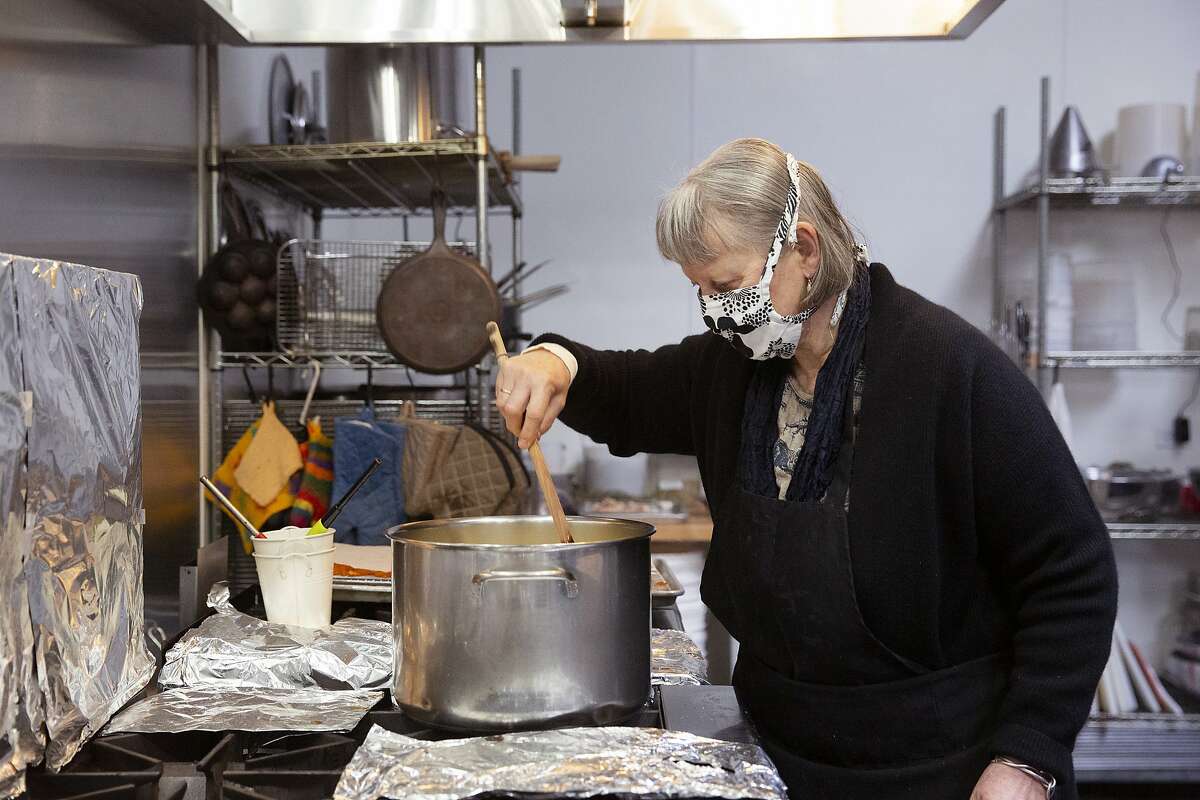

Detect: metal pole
[511, 67, 522, 157]
[203, 43, 223, 546]
[992, 107, 1006, 337]
[196, 45, 211, 548]
[511, 67, 523, 302]
[474, 46, 489, 272]
[1036, 76, 1050, 392]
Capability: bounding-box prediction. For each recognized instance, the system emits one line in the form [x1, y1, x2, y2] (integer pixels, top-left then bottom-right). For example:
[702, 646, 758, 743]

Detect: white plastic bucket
[251, 536, 336, 628]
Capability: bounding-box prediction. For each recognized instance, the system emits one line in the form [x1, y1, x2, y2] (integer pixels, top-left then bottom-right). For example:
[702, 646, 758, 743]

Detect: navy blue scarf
[737, 263, 871, 502]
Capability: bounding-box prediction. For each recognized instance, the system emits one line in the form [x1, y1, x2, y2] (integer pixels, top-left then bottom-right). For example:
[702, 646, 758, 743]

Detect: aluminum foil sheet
[104, 687, 383, 734]
[335, 725, 788, 800]
[11, 256, 154, 770]
[158, 582, 393, 691]
[651, 629, 709, 687]
[0, 257, 45, 799]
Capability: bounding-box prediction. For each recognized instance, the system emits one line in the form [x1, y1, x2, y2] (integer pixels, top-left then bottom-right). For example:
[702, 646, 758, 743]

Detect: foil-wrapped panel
[0, 257, 45, 798]
[334, 725, 788, 800]
[12, 256, 154, 770]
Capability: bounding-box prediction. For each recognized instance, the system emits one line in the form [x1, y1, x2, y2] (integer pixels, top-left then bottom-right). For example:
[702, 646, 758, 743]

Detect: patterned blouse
[773, 364, 866, 499]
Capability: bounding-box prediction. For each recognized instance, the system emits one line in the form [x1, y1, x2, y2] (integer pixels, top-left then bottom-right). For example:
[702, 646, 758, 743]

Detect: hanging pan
[376, 190, 501, 374]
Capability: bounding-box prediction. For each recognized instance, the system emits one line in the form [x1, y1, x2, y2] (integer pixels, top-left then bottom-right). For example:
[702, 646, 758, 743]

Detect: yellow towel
[209, 412, 296, 553]
[234, 401, 303, 507]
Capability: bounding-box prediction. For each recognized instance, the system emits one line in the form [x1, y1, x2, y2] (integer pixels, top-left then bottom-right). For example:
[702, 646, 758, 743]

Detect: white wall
[321, 0, 1200, 666]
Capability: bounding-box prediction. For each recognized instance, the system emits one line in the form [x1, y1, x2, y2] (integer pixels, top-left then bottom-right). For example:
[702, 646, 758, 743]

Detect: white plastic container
[251, 526, 336, 628]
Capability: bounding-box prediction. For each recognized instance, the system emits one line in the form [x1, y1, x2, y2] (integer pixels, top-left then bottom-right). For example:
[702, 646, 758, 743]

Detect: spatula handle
[487, 322, 574, 544]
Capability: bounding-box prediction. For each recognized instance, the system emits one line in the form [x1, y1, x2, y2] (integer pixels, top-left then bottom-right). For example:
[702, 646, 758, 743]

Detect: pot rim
[386, 514, 655, 550]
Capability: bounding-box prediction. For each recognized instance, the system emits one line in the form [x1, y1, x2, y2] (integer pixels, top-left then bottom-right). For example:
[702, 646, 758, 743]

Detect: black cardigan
[535, 265, 1118, 784]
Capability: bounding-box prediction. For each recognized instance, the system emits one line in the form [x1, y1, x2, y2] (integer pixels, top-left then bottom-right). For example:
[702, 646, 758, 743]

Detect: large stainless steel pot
[388, 515, 653, 732]
[326, 45, 460, 143]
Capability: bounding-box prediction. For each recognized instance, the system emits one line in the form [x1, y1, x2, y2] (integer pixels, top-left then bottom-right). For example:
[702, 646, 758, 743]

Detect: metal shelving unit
[993, 77, 1200, 785]
[198, 46, 527, 549]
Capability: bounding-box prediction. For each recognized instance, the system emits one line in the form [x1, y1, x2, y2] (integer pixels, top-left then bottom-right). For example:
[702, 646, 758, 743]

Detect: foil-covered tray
[651, 629, 709, 687]
[158, 582, 393, 691]
[104, 687, 383, 734]
[334, 725, 788, 800]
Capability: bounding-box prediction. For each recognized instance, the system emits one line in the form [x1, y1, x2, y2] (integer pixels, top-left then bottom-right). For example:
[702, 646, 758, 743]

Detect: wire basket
[277, 239, 475, 356]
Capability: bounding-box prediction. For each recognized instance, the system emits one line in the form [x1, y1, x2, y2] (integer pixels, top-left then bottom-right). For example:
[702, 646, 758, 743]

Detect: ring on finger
[499, 387, 513, 395]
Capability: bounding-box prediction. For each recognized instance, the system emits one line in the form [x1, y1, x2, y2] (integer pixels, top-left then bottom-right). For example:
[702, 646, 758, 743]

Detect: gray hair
[656, 138, 858, 309]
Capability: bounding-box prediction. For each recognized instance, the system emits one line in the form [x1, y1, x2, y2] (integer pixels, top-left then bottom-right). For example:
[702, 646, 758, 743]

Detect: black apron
[700, 374, 1010, 799]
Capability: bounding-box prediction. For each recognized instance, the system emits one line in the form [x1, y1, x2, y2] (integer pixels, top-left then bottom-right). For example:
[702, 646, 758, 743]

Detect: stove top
[26, 689, 756, 800]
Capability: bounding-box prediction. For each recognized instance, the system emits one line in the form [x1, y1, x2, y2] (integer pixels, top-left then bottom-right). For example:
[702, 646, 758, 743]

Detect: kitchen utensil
[497, 151, 562, 174]
[487, 321, 573, 544]
[1141, 155, 1186, 180]
[268, 55, 295, 146]
[375, 192, 501, 374]
[510, 284, 570, 312]
[220, 181, 253, 243]
[312, 457, 383, 535]
[495, 258, 552, 291]
[1084, 463, 1182, 521]
[200, 475, 265, 539]
[1116, 104, 1188, 177]
[388, 515, 653, 731]
[288, 80, 312, 145]
[1048, 106, 1102, 178]
[326, 45, 459, 143]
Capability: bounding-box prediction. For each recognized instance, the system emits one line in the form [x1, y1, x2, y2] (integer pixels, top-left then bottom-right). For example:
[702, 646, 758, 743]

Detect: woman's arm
[495, 333, 703, 456]
[971, 347, 1119, 787]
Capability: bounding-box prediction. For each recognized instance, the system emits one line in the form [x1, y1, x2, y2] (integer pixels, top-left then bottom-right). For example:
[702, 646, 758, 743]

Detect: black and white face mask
[697, 152, 861, 361]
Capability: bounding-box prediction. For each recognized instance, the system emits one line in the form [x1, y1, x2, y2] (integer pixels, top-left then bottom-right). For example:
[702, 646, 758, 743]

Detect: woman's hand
[970, 762, 1047, 800]
[495, 349, 572, 449]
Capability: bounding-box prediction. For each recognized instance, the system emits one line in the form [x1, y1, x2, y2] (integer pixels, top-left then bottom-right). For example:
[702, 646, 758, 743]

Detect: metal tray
[651, 559, 684, 608]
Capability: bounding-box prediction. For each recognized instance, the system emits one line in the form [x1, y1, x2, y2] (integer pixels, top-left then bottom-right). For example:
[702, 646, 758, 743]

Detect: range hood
[198, 0, 1006, 44]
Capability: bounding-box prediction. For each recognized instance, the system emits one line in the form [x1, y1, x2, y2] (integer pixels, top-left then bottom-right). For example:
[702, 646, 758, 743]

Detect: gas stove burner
[24, 698, 688, 800]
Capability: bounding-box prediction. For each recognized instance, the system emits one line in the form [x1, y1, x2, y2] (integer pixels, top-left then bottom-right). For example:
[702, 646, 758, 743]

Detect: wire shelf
[1075, 714, 1200, 781]
[1108, 523, 1200, 541]
[1042, 351, 1200, 369]
[222, 138, 520, 213]
[996, 176, 1200, 211]
[275, 239, 475, 359]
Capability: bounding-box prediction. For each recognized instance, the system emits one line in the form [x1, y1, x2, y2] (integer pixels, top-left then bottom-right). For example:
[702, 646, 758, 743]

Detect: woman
[496, 138, 1117, 800]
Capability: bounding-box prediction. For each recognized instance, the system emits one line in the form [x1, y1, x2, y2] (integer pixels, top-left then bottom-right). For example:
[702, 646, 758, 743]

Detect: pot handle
[471, 567, 579, 599]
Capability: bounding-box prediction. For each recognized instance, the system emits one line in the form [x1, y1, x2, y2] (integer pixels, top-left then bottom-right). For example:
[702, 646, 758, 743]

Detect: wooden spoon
[486, 322, 574, 544]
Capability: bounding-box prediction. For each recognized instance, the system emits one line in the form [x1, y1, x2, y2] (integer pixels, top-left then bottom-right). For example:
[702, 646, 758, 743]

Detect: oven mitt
[210, 416, 297, 553]
[332, 408, 407, 545]
[289, 417, 334, 527]
[234, 401, 304, 507]
[402, 416, 459, 517]
[429, 424, 530, 519]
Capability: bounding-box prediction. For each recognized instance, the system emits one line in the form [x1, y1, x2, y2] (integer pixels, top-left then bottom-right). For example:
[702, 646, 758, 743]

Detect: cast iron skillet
[375, 191, 501, 374]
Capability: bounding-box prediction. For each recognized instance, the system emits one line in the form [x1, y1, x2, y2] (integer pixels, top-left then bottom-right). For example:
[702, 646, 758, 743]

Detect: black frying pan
[376, 192, 501, 374]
